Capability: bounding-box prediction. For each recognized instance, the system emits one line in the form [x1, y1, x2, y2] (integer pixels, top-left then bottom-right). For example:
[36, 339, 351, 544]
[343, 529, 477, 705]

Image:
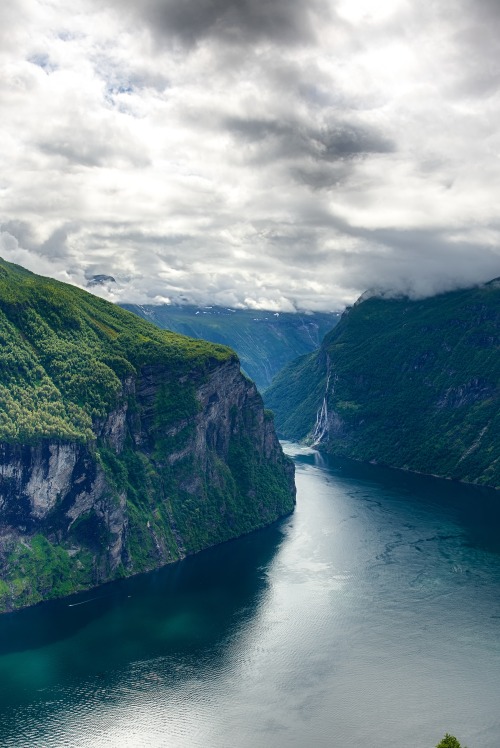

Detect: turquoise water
[0, 443, 499, 747]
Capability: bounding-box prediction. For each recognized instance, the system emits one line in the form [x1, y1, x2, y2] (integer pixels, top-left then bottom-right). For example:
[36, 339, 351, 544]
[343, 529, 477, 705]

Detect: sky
[1, 0, 500, 311]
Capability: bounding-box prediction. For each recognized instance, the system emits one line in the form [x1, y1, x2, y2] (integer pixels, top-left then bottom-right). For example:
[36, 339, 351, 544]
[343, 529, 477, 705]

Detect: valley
[121, 303, 339, 391]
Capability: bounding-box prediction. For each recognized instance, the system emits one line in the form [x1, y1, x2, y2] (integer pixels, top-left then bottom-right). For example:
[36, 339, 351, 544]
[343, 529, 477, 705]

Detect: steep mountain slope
[265, 282, 500, 488]
[0, 259, 295, 612]
[120, 304, 339, 390]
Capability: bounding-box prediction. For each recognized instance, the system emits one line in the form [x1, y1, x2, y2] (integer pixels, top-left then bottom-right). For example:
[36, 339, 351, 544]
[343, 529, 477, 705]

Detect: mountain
[87, 274, 116, 287]
[120, 304, 339, 391]
[265, 281, 500, 488]
[0, 259, 295, 613]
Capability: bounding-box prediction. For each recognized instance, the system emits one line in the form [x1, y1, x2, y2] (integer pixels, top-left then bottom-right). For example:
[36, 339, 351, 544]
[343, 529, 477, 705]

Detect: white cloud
[0, 0, 499, 311]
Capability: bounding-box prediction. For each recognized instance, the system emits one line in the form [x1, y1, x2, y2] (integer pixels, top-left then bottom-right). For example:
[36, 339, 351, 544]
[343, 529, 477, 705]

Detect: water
[0, 442, 499, 747]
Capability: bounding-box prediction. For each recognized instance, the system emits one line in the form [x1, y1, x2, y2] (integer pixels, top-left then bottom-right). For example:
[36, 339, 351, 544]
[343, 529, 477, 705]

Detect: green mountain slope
[120, 304, 339, 391]
[265, 282, 500, 488]
[0, 263, 234, 445]
[0, 258, 295, 612]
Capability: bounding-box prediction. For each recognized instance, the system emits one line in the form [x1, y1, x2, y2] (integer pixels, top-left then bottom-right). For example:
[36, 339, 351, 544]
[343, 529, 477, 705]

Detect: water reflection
[0, 520, 288, 743]
[0, 445, 499, 748]
[286, 441, 500, 557]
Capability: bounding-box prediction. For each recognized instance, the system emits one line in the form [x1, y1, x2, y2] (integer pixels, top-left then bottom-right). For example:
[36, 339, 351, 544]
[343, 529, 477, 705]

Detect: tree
[436, 734, 466, 748]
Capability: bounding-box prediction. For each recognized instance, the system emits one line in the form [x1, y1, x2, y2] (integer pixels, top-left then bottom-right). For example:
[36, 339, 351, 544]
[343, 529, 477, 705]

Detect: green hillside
[120, 303, 339, 391]
[0, 259, 233, 444]
[265, 282, 500, 488]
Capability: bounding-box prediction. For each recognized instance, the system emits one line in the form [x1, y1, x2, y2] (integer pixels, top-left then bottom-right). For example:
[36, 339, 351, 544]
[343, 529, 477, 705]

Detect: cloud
[106, 0, 329, 48]
[223, 116, 394, 168]
[0, 0, 499, 312]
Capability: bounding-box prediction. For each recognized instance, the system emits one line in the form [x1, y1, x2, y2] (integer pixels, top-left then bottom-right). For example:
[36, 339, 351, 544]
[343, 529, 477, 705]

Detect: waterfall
[311, 365, 335, 446]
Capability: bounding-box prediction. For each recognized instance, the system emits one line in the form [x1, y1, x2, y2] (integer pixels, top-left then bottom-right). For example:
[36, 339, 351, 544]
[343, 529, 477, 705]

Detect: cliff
[265, 281, 500, 489]
[0, 259, 295, 613]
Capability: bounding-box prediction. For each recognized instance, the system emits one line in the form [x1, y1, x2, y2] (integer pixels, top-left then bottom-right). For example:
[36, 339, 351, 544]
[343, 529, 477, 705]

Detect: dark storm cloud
[314, 124, 394, 160]
[225, 116, 393, 156]
[112, 0, 329, 48]
[224, 116, 394, 174]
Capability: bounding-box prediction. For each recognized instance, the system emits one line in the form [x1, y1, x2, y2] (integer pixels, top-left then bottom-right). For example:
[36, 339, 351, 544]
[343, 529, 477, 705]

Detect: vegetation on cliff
[121, 303, 339, 391]
[0, 258, 295, 612]
[265, 281, 500, 488]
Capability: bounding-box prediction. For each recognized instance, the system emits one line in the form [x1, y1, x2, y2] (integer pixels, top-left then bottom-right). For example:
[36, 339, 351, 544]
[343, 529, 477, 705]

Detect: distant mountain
[0, 258, 295, 612]
[120, 304, 340, 391]
[87, 274, 116, 287]
[265, 282, 500, 488]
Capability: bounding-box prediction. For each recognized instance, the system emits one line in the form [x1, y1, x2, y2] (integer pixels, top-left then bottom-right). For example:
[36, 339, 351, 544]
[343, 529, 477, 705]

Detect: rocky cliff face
[0, 357, 295, 613]
[0, 258, 295, 613]
[265, 282, 500, 489]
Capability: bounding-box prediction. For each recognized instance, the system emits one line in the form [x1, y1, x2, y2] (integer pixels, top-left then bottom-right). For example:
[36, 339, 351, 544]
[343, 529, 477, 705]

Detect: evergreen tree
[436, 734, 466, 748]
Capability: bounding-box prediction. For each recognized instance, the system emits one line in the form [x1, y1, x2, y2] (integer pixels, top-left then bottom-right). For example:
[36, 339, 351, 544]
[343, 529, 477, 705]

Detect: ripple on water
[0, 447, 500, 747]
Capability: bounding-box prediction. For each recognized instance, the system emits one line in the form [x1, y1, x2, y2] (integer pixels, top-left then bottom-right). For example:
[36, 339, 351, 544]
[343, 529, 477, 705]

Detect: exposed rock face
[0, 359, 295, 613]
[0, 442, 106, 524]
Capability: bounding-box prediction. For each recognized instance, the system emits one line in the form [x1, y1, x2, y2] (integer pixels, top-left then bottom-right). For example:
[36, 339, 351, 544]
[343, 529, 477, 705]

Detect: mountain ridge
[265, 281, 500, 489]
